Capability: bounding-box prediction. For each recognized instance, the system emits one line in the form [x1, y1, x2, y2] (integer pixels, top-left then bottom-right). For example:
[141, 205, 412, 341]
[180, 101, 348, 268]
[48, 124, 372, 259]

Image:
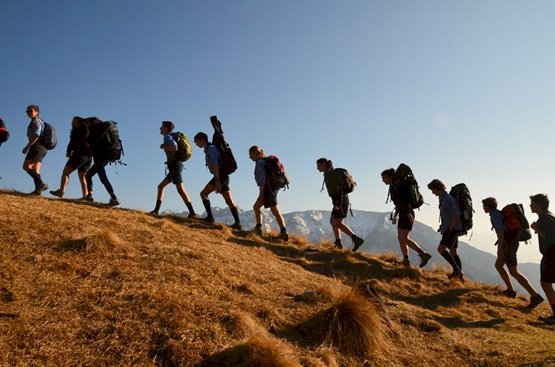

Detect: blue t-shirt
[27, 118, 44, 139]
[254, 158, 267, 187]
[489, 209, 506, 231]
[162, 134, 177, 160]
[439, 191, 463, 234]
[204, 144, 220, 174]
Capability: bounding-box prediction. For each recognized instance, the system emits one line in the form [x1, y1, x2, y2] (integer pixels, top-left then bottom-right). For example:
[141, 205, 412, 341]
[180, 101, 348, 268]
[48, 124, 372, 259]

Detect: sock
[441, 250, 460, 272]
[255, 223, 262, 228]
[203, 200, 213, 218]
[417, 249, 424, 255]
[453, 255, 462, 270]
[335, 239, 342, 245]
[110, 192, 117, 200]
[153, 200, 162, 213]
[26, 169, 43, 188]
[230, 206, 240, 224]
[185, 201, 195, 215]
[280, 227, 287, 233]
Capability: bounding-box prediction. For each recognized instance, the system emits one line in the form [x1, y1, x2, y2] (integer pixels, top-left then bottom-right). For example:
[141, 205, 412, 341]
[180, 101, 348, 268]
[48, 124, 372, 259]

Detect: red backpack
[501, 203, 532, 242]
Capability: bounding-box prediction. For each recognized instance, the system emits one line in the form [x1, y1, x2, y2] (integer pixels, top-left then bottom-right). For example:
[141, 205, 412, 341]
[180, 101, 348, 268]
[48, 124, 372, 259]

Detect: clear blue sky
[1, 1, 554, 263]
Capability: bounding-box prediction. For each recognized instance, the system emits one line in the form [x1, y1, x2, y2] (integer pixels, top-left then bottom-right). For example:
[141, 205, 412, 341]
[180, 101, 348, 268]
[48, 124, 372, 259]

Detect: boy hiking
[248, 146, 289, 241]
[193, 132, 241, 229]
[316, 158, 364, 251]
[22, 104, 49, 195]
[382, 168, 431, 268]
[150, 121, 197, 217]
[529, 194, 555, 324]
[84, 118, 120, 206]
[427, 179, 464, 280]
[50, 117, 92, 199]
[482, 197, 544, 307]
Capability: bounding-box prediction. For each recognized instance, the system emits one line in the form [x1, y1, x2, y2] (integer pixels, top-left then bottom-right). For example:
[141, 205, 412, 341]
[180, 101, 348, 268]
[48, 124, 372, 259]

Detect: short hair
[482, 197, 498, 209]
[427, 179, 446, 191]
[249, 145, 265, 158]
[27, 104, 39, 113]
[316, 157, 333, 169]
[161, 120, 174, 132]
[381, 168, 395, 178]
[530, 193, 549, 211]
[194, 132, 208, 142]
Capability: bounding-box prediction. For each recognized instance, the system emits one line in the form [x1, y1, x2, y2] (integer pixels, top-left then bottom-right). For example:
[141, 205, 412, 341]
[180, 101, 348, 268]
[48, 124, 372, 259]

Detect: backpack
[41, 120, 57, 150]
[265, 155, 289, 190]
[449, 183, 473, 234]
[169, 132, 192, 162]
[210, 116, 237, 175]
[501, 203, 532, 242]
[324, 168, 356, 196]
[389, 163, 424, 209]
[96, 121, 123, 163]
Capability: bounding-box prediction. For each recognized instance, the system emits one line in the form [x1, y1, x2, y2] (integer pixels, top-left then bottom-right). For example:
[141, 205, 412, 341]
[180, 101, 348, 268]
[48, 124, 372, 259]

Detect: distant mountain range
[166, 207, 542, 295]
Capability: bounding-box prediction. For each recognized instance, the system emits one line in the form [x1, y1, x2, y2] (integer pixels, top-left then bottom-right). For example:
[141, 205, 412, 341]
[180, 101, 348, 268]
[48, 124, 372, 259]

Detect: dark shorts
[208, 173, 230, 192]
[440, 230, 459, 249]
[165, 161, 184, 184]
[499, 241, 519, 268]
[397, 206, 415, 231]
[540, 244, 555, 283]
[25, 143, 47, 163]
[331, 194, 350, 219]
[66, 155, 92, 173]
[262, 189, 279, 208]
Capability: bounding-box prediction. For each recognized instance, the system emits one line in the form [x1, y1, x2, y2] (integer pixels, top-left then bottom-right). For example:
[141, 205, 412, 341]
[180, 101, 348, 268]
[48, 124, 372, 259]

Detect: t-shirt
[204, 144, 220, 174]
[162, 134, 177, 160]
[537, 211, 555, 254]
[253, 158, 267, 187]
[439, 191, 464, 234]
[489, 209, 506, 231]
[27, 118, 44, 139]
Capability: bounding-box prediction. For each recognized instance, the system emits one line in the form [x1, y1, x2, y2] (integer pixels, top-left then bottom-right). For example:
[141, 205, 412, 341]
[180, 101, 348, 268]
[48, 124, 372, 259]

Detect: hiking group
[1, 105, 555, 325]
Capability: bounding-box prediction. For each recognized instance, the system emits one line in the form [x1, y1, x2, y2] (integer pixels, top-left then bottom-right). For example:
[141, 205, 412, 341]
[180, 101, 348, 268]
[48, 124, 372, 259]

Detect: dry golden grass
[1, 190, 555, 367]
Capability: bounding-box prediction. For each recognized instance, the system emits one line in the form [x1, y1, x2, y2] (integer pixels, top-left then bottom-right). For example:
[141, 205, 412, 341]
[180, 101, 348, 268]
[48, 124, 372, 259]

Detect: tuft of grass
[224, 311, 268, 339]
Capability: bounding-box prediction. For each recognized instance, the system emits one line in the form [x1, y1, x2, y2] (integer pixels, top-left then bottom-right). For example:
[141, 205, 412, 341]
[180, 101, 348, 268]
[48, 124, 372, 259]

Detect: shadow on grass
[432, 315, 506, 329]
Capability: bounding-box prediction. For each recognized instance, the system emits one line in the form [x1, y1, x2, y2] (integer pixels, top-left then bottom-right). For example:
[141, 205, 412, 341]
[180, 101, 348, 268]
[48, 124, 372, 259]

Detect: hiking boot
[187, 212, 197, 219]
[49, 189, 64, 198]
[334, 240, 343, 249]
[108, 198, 120, 207]
[202, 216, 215, 224]
[253, 225, 263, 236]
[539, 315, 555, 325]
[448, 270, 464, 281]
[230, 222, 242, 230]
[502, 289, 517, 299]
[85, 195, 94, 202]
[32, 183, 49, 195]
[149, 210, 159, 215]
[418, 252, 432, 268]
[526, 294, 545, 310]
[279, 230, 289, 242]
[402, 257, 411, 267]
[352, 235, 364, 252]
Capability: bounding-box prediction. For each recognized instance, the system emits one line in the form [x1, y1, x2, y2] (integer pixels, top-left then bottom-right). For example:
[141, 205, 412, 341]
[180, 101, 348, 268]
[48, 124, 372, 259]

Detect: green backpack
[170, 132, 192, 162]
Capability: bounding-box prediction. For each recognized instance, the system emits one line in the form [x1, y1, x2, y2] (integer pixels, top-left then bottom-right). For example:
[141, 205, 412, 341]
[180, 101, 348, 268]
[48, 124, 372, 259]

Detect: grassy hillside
[0, 190, 554, 367]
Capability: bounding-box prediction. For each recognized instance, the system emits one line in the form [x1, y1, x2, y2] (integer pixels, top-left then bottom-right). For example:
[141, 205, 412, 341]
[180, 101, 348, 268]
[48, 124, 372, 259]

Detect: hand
[66, 151, 71, 158]
[215, 181, 222, 194]
[531, 222, 538, 232]
[22, 145, 29, 154]
[160, 144, 165, 149]
[391, 217, 397, 225]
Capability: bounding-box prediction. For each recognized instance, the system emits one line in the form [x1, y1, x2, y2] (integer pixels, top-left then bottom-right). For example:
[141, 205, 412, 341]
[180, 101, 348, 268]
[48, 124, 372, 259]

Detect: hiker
[427, 179, 464, 280]
[248, 146, 288, 241]
[482, 197, 544, 307]
[0, 117, 9, 147]
[382, 168, 431, 267]
[149, 121, 196, 217]
[193, 132, 241, 229]
[50, 117, 92, 199]
[529, 194, 555, 324]
[84, 117, 120, 206]
[316, 158, 364, 251]
[22, 104, 48, 195]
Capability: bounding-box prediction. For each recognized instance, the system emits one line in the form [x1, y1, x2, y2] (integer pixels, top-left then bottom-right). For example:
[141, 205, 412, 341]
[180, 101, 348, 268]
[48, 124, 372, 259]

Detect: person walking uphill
[150, 121, 197, 217]
[482, 197, 544, 308]
[249, 146, 289, 241]
[22, 104, 49, 195]
[194, 132, 241, 229]
[427, 179, 464, 281]
[529, 194, 555, 324]
[316, 158, 364, 251]
[50, 117, 92, 199]
[382, 168, 431, 268]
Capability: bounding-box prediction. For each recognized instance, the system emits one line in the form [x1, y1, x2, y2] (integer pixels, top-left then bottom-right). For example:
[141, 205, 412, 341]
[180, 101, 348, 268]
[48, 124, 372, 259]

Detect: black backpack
[323, 168, 356, 196]
[41, 120, 57, 150]
[388, 163, 424, 209]
[0, 118, 9, 143]
[265, 155, 289, 190]
[95, 120, 124, 163]
[449, 183, 474, 234]
[210, 116, 237, 175]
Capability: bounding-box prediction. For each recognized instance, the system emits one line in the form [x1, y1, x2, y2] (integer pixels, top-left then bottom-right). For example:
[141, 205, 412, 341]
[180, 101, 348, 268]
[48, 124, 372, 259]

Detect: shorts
[397, 206, 415, 231]
[208, 173, 230, 192]
[66, 155, 92, 173]
[540, 244, 555, 283]
[440, 230, 459, 249]
[331, 194, 349, 219]
[262, 189, 279, 209]
[25, 143, 47, 163]
[165, 161, 184, 184]
[498, 241, 519, 268]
